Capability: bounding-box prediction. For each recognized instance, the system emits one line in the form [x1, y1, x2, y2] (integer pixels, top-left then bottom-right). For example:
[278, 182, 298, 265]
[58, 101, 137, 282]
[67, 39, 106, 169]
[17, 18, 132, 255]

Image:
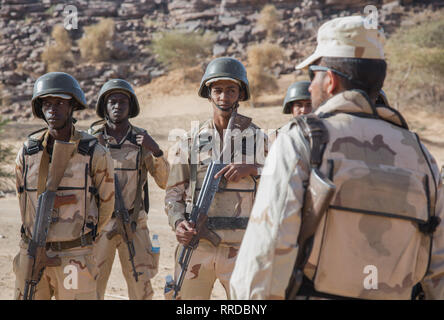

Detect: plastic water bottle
[151, 234, 160, 254]
[164, 275, 175, 294]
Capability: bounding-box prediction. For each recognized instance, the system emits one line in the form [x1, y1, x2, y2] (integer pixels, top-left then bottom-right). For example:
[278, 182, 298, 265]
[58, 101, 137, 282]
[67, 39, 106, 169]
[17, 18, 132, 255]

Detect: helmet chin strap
[212, 99, 240, 112]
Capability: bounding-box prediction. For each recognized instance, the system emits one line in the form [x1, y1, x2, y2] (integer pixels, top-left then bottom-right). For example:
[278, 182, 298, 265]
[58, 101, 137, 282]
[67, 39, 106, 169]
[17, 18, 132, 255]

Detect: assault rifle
[22, 140, 76, 300]
[173, 109, 252, 299]
[107, 174, 142, 282]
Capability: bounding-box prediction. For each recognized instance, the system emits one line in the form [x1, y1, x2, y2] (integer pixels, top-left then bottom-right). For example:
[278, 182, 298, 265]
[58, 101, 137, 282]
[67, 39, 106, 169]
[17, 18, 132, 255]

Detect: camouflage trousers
[172, 240, 240, 300]
[93, 215, 159, 300]
[13, 240, 98, 300]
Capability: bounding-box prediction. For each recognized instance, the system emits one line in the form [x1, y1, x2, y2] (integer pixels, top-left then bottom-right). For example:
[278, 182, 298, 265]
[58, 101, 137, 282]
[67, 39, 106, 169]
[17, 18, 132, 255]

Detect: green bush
[385, 19, 444, 111]
[150, 30, 215, 70]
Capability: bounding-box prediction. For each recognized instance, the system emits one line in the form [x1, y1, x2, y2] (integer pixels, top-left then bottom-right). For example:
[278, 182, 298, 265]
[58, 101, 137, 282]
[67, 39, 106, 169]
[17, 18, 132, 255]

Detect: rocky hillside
[0, 0, 442, 121]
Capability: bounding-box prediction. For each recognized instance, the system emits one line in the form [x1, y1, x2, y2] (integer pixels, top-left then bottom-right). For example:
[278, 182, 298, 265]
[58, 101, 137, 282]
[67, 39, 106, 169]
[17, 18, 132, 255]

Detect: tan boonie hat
[296, 15, 385, 70]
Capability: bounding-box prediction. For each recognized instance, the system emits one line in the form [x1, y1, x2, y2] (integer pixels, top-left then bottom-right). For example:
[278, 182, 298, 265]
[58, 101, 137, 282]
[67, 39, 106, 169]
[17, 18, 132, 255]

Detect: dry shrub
[78, 18, 115, 62]
[385, 18, 444, 112]
[41, 25, 73, 72]
[0, 83, 10, 107]
[257, 4, 280, 39]
[145, 66, 203, 96]
[246, 42, 284, 103]
[0, 117, 12, 179]
[151, 30, 214, 70]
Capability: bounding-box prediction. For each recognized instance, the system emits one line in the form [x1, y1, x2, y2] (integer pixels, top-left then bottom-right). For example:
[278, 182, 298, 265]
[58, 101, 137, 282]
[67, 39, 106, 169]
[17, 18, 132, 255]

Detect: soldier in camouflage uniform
[165, 57, 267, 299]
[230, 16, 444, 300]
[13, 72, 115, 300]
[89, 79, 169, 300]
[282, 81, 312, 117]
[270, 81, 313, 145]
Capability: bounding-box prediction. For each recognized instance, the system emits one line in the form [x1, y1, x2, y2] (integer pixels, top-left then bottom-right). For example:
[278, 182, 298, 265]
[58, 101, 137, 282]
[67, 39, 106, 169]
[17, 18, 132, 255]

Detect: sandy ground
[0, 76, 443, 300]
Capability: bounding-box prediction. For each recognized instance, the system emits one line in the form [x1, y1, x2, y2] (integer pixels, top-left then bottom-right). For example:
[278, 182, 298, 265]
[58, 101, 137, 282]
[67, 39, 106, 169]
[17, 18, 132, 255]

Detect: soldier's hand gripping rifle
[22, 140, 76, 300]
[173, 109, 252, 299]
[107, 174, 142, 282]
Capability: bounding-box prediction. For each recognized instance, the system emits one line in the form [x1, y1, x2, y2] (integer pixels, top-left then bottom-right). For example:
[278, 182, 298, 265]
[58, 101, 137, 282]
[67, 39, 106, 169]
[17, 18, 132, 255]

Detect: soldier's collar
[315, 90, 408, 129]
[103, 123, 132, 145]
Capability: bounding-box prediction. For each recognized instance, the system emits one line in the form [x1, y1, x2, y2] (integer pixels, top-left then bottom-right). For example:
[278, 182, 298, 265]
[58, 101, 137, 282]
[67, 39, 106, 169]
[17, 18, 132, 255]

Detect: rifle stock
[285, 168, 336, 299]
[45, 140, 76, 191]
[23, 140, 75, 300]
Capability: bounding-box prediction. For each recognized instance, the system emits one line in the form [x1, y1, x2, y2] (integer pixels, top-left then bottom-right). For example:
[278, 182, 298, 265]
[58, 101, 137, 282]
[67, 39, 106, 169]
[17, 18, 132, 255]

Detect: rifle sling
[112, 208, 134, 219]
[36, 131, 51, 197]
[21, 232, 94, 251]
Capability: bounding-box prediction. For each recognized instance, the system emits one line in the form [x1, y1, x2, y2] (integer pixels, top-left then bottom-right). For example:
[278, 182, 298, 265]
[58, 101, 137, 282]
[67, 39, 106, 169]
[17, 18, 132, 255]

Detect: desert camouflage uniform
[14, 126, 115, 300]
[165, 117, 267, 299]
[230, 90, 444, 300]
[91, 123, 169, 300]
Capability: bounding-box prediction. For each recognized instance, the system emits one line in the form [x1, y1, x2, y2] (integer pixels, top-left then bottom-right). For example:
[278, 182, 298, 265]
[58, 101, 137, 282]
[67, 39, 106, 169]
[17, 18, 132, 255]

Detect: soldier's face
[291, 99, 312, 117]
[106, 93, 130, 123]
[308, 64, 331, 109]
[209, 80, 242, 114]
[41, 97, 73, 130]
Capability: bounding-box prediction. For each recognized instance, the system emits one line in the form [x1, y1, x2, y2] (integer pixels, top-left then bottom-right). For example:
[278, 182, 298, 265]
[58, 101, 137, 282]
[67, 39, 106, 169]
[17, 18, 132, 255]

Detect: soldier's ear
[325, 70, 340, 95]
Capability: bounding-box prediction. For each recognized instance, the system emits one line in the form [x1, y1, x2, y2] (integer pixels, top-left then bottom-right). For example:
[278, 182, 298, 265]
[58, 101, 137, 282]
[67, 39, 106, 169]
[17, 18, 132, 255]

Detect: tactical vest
[90, 123, 149, 217]
[293, 109, 439, 300]
[19, 129, 99, 242]
[189, 121, 259, 246]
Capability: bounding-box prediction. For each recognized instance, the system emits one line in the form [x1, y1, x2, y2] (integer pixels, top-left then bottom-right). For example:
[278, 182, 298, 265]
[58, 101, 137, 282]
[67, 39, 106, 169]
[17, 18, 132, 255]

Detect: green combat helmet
[375, 89, 389, 107]
[282, 81, 311, 114]
[96, 79, 140, 119]
[31, 72, 86, 119]
[198, 57, 250, 101]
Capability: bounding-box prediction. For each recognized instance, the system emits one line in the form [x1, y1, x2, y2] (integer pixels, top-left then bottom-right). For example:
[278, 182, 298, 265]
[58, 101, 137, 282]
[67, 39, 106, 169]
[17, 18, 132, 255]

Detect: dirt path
[0, 80, 442, 300]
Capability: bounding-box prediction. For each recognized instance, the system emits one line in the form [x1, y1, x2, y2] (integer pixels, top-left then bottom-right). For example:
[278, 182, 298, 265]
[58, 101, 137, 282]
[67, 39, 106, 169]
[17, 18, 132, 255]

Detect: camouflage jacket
[230, 90, 444, 300]
[15, 126, 115, 242]
[90, 123, 169, 229]
[165, 116, 268, 247]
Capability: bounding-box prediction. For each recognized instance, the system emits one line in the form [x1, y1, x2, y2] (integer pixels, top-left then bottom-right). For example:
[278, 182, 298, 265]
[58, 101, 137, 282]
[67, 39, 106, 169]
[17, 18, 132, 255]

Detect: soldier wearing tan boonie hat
[230, 16, 444, 300]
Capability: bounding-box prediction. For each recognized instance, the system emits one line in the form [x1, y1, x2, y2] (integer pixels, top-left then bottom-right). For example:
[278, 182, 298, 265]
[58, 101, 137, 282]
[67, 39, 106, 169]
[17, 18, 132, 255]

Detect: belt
[112, 208, 134, 218]
[297, 275, 363, 300]
[206, 217, 249, 230]
[22, 232, 94, 251]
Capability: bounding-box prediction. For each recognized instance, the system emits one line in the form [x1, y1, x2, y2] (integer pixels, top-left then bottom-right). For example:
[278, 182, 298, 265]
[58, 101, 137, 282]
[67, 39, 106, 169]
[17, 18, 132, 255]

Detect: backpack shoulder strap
[24, 127, 47, 155]
[290, 114, 329, 169]
[78, 137, 98, 157]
